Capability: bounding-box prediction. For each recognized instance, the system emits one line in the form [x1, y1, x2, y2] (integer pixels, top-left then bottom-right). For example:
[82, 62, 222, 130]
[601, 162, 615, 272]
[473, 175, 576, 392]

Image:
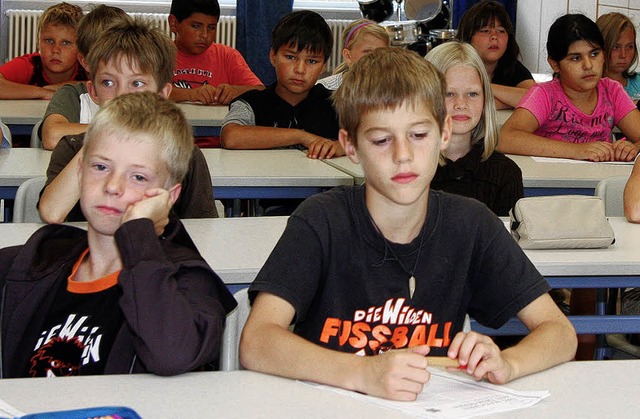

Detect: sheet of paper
[531, 156, 635, 165]
[0, 397, 24, 417]
[305, 369, 549, 418]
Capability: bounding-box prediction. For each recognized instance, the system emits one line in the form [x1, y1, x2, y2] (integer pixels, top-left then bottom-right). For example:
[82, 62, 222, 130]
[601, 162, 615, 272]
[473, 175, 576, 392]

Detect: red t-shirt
[0, 52, 87, 86]
[173, 43, 262, 89]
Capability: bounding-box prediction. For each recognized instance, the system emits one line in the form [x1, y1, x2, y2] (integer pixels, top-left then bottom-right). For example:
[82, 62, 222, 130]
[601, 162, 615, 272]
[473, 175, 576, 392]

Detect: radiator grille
[5, 10, 237, 59]
[6, 10, 348, 73]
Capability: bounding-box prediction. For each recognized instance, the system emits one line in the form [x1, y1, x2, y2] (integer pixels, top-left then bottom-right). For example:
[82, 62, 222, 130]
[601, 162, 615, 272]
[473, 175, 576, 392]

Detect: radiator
[5, 9, 347, 73]
[5, 10, 237, 60]
[326, 19, 351, 74]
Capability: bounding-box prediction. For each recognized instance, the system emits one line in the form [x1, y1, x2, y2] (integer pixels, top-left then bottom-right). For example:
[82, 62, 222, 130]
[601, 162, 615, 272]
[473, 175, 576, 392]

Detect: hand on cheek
[121, 188, 172, 235]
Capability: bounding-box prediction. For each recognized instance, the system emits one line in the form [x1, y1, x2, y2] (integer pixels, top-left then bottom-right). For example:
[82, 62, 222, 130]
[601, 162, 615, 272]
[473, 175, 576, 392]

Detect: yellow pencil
[426, 356, 463, 369]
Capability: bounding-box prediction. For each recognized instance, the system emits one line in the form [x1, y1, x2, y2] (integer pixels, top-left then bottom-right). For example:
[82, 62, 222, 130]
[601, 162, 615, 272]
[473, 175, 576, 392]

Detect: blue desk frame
[470, 275, 640, 360]
[524, 188, 594, 197]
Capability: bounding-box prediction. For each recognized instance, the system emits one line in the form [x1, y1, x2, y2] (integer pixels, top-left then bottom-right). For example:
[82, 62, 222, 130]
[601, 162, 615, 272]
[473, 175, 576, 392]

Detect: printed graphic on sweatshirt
[318, 298, 452, 356]
[28, 314, 104, 377]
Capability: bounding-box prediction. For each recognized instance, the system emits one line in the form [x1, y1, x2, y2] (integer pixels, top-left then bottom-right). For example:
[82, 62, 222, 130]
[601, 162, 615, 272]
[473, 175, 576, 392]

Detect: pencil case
[509, 195, 615, 249]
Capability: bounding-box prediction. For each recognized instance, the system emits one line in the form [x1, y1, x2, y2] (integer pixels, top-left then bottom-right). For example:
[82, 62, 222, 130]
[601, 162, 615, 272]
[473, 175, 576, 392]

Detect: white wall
[517, 0, 640, 74]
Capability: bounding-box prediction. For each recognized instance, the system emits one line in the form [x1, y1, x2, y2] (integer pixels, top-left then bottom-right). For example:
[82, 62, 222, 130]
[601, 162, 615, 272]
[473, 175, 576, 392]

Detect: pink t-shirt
[517, 77, 636, 143]
[173, 43, 262, 89]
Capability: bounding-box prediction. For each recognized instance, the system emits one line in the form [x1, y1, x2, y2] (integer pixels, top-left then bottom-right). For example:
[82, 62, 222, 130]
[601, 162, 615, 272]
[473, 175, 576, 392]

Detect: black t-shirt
[431, 143, 524, 216]
[24, 266, 123, 377]
[493, 60, 533, 87]
[250, 186, 549, 356]
[232, 83, 339, 142]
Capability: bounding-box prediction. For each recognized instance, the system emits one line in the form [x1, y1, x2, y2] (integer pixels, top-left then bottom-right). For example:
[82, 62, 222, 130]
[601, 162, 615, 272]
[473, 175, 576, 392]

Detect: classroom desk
[0, 361, 637, 418]
[0, 99, 48, 136]
[0, 217, 289, 288]
[509, 155, 633, 196]
[203, 149, 354, 199]
[324, 154, 633, 196]
[0, 148, 353, 203]
[0, 148, 50, 199]
[0, 100, 227, 138]
[3, 217, 640, 345]
[496, 108, 512, 127]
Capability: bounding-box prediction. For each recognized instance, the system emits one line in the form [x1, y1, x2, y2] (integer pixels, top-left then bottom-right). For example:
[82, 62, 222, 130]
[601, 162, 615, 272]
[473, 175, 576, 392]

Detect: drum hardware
[357, 0, 452, 52]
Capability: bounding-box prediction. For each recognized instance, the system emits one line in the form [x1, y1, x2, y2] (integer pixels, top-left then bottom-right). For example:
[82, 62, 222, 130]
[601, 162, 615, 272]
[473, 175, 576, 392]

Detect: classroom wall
[517, 0, 640, 73]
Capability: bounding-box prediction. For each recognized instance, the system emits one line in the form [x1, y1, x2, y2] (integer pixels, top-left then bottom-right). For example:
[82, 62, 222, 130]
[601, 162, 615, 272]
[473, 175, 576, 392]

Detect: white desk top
[496, 109, 512, 127]
[0, 100, 48, 125]
[0, 99, 227, 126]
[0, 361, 637, 418]
[508, 155, 633, 189]
[2, 217, 640, 283]
[0, 148, 50, 186]
[203, 149, 354, 187]
[0, 217, 289, 285]
[324, 154, 633, 190]
[0, 148, 353, 190]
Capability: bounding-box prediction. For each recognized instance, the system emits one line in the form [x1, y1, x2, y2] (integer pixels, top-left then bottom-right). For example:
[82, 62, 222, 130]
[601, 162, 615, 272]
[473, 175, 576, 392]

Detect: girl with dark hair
[499, 13, 640, 162]
[457, 1, 534, 109]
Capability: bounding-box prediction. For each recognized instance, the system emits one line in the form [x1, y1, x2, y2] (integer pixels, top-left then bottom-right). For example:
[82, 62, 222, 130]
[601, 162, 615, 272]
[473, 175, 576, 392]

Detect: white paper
[305, 369, 549, 418]
[0, 397, 24, 417]
[531, 156, 635, 165]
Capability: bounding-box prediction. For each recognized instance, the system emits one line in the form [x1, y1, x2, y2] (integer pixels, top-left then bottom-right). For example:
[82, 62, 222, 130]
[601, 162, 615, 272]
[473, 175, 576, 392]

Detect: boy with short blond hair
[0, 2, 86, 100]
[0, 92, 236, 378]
[221, 10, 343, 160]
[169, 0, 263, 106]
[41, 5, 133, 150]
[39, 19, 218, 224]
[240, 48, 577, 401]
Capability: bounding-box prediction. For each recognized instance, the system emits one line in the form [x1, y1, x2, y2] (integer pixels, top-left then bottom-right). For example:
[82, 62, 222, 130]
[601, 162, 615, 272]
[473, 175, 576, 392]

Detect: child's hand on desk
[214, 84, 239, 105]
[306, 137, 345, 160]
[612, 139, 639, 161]
[575, 142, 615, 162]
[358, 344, 431, 401]
[188, 85, 221, 105]
[121, 188, 173, 235]
[448, 331, 515, 385]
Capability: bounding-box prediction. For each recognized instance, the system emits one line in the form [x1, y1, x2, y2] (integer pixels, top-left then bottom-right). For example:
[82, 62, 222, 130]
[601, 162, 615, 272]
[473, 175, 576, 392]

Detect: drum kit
[357, 0, 455, 55]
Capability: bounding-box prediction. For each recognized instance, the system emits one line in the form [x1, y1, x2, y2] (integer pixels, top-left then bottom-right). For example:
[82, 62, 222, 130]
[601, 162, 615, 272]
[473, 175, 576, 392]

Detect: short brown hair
[84, 92, 194, 185]
[87, 18, 176, 88]
[38, 2, 83, 38]
[332, 47, 446, 146]
[76, 5, 132, 57]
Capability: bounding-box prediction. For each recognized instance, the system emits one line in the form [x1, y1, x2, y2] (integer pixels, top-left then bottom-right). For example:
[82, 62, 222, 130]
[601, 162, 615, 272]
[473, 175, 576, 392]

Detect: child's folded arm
[114, 218, 232, 375]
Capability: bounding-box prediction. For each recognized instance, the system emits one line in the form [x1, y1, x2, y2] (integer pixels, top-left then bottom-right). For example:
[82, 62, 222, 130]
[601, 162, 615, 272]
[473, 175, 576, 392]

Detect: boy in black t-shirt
[0, 92, 236, 378]
[221, 10, 343, 160]
[240, 48, 577, 401]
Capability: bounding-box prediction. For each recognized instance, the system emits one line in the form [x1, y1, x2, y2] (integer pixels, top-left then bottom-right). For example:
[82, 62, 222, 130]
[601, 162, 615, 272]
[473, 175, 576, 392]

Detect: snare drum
[429, 29, 457, 48]
[382, 20, 422, 46]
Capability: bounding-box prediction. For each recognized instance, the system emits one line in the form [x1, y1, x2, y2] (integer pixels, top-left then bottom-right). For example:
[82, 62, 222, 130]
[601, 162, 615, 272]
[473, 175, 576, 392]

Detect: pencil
[426, 356, 463, 368]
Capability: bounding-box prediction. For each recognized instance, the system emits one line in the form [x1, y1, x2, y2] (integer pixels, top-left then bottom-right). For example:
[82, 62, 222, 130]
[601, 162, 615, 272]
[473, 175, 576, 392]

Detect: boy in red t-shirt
[0, 2, 86, 100]
[168, 0, 264, 106]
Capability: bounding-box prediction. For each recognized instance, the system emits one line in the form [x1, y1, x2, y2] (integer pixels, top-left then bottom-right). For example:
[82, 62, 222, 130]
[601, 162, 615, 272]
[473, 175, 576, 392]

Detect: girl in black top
[426, 41, 523, 216]
[456, 1, 534, 109]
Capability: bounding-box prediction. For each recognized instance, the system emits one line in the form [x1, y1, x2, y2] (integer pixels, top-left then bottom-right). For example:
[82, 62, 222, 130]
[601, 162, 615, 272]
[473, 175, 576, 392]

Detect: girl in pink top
[499, 14, 640, 162]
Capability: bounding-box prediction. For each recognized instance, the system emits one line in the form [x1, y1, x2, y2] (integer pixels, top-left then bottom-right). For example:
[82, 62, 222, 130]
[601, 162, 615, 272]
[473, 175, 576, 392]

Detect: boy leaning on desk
[240, 48, 577, 401]
[38, 19, 218, 224]
[0, 92, 236, 378]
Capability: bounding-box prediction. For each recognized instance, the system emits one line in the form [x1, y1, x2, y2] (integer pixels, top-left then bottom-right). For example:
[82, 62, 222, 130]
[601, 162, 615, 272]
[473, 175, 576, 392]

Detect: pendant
[409, 275, 416, 298]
